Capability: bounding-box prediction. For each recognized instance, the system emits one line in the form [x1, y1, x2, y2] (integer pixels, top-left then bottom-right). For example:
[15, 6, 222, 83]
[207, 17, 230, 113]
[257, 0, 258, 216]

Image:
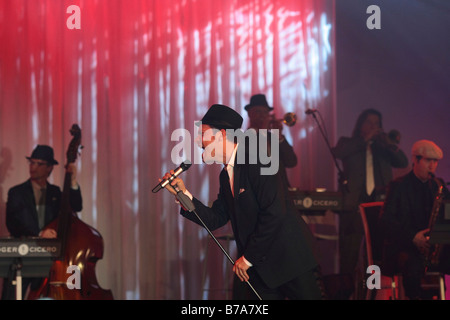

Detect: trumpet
[281, 112, 297, 127]
[375, 129, 401, 145]
[269, 112, 297, 129]
[387, 129, 401, 144]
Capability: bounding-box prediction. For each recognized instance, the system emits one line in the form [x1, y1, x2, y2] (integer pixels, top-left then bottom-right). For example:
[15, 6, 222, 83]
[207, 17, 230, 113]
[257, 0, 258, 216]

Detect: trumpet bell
[282, 112, 297, 127]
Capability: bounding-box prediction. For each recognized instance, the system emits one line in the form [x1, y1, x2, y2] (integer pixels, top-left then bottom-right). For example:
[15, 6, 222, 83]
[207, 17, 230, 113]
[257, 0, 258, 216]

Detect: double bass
[28, 124, 113, 300]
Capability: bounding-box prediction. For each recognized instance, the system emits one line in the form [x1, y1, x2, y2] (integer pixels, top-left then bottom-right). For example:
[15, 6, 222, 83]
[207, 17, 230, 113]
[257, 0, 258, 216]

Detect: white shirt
[225, 143, 239, 196]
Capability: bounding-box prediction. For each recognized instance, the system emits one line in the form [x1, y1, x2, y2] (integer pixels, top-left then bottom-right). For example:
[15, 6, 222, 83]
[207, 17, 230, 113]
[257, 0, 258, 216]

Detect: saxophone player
[380, 140, 450, 299]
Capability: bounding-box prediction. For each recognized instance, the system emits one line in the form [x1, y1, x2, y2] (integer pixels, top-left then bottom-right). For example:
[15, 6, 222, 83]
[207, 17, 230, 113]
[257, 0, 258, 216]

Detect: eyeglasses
[28, 160, 49, 167]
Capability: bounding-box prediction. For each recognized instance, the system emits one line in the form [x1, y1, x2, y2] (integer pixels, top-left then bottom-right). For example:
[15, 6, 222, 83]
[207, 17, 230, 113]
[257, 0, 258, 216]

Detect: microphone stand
[174, 188, 263, 301]
[308, 111, 349, 198]
[312, 112, 349, 220]
[11, 258, 23, 300]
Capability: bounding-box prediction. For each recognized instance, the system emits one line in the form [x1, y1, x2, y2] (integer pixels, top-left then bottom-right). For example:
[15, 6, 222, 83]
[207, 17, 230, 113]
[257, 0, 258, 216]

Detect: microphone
[152, 161, 192, 193]
[305, 109, 317, 115]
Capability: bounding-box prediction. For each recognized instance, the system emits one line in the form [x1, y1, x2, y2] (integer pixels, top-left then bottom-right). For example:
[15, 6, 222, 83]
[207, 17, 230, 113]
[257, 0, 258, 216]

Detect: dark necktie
[37, 188, 46, 229]
[220, 167, 234, 206]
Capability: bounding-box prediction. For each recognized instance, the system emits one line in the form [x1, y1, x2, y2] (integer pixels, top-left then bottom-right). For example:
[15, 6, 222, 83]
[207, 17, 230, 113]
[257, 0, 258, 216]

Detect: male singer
[160, 104, 325, 300]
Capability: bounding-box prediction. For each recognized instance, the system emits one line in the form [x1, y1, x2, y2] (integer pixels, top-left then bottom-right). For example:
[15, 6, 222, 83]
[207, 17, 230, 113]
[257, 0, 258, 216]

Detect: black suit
[181, 145, 324, 299]
[380, 171, 450, 299]
[332, 136, 409, 209]
[331, 136, 408, 275]
[5, 179, 82, 237]
[2, 179, 82, 299]
[258, 131, 297, 188]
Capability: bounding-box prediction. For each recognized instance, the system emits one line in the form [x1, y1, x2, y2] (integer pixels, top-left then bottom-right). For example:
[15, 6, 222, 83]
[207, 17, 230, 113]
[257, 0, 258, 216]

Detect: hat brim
[244, 104, 273, 112]
[26, 156, 59, 165]
[195, 120, 241, 130]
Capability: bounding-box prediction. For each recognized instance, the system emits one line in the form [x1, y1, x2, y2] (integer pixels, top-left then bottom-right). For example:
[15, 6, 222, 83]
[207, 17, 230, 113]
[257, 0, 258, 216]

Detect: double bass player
[1, 145, 82, 300]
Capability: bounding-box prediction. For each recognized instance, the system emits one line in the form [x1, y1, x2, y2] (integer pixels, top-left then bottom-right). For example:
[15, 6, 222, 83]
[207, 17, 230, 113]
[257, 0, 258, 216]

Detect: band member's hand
[159, 170, 187, 195]
[364, 128, 382, 142]
[413, 228, 431, 255]
[374, 131, 389, 145]
[39, 228, 57, 239]
[66, 163, 78, 188]
[269, 115, 283, 132]
[233, 256, 250, 282]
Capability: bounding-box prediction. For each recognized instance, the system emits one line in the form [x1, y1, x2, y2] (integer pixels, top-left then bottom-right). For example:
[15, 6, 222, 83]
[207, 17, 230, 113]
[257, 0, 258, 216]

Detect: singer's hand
[159, 170, 187, 195]
[233, 256, 250, 282]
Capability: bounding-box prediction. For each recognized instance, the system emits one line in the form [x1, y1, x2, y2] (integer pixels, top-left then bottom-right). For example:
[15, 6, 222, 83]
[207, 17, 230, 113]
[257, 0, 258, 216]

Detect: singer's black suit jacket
[6, 179, 83, 237]
[181, 147, 318, 289]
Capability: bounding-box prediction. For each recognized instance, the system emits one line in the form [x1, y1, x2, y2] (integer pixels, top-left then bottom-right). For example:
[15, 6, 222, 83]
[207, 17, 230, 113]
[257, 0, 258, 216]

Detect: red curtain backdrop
[0, 0, 335, 299]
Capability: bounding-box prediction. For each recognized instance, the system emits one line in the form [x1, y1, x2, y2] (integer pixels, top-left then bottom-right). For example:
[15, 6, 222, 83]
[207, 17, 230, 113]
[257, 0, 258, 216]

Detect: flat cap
[412, 140, 443, 160]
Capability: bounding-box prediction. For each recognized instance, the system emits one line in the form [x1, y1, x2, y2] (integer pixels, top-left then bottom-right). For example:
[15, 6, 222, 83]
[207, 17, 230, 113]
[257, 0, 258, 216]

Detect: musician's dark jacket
[380, 171, 450, 273]
[6, 179, 82, 237]
[332, 136, 408, 208]
[257, 131, 297, 188]
[180, 145, 318, 289]
[2, 179, 82, 300]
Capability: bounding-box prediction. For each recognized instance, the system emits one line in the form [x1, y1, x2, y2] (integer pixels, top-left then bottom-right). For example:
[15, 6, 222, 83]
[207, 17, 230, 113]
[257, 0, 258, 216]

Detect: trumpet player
[244, 94, 298, 187]
[380, 140, 450, 299]
[331, 108, 408, 292]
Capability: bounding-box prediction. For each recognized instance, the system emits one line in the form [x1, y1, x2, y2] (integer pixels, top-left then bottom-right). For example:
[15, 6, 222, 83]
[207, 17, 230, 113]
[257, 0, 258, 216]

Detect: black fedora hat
[244, 94, 273, 111]
[26, 145, 59, 165]
[196, 104, 243, 130]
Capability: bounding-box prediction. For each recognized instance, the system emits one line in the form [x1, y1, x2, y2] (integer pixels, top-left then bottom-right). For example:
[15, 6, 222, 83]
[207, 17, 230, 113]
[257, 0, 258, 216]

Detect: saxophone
[425, 174, 444, 269]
